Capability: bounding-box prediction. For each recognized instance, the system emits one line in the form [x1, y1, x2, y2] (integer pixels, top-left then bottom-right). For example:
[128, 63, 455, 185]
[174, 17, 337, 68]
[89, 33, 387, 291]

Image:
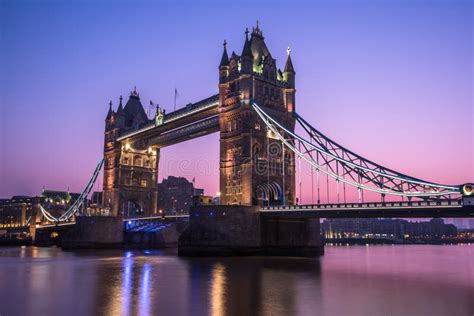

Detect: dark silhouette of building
[157, 176, 204, 214]
[0, 196, 36, 228]
[0, 190, 81, 228]
[322, 218, 457, 242]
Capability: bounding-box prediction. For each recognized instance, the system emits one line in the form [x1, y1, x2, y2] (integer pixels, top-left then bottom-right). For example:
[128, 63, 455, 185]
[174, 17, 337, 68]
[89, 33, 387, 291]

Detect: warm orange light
[463, 184, 473, 196]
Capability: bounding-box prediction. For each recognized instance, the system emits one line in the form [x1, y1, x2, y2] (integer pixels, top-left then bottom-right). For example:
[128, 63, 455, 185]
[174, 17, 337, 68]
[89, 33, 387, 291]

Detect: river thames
[0, 245, 472, 316]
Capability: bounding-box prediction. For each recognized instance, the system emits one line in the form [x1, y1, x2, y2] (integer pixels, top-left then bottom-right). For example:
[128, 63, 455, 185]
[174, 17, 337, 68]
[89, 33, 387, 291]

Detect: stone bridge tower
[103, 89, 158, 217]
[218, 23, 296, 206]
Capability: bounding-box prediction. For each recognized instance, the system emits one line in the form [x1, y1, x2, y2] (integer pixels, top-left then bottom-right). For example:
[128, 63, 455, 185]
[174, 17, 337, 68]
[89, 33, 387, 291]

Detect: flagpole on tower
[174, 88, 178, 111]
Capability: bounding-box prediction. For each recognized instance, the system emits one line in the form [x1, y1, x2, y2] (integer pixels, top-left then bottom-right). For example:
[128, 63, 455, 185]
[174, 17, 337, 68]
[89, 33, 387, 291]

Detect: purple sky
[0, 0, 472, 202]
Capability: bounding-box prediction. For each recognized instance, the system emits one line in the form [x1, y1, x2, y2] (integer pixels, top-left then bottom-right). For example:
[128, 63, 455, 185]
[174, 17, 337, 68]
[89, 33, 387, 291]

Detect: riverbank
[325, 237, 473, 245]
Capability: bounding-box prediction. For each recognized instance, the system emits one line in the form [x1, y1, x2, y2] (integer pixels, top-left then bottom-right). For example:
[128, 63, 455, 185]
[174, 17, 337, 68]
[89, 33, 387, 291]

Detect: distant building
[91, 192, 103, 205]
[0, 196, 37, 228]
[192, 195, 214, 206]
[0, 190, 81, 228]
[322, 218, 457, 241]
[157, 176, 204, 214]
[40, 190, 80, 220]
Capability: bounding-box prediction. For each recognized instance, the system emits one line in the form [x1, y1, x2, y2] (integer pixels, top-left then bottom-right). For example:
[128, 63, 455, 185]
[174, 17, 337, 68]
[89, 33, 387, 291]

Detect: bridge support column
[178, 206, 324, 257]
[261, 217, 324, 256]
[178, 205, 262, 256]
[62, 216, 123, 249]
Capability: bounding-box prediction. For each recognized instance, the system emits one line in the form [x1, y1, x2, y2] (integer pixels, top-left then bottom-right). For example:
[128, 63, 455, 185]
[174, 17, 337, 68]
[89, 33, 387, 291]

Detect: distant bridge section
[261, 198, 474, 218]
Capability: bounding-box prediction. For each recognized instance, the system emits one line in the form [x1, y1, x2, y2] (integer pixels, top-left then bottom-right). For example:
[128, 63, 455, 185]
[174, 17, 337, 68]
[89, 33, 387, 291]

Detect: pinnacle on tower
[284, 46, 295, 73]
[219, 40, 229, 67]
[241, 28, 252, 57]
[131, 86, 139, 98]
[106, 100, 113, 119]
[252, 20, 263, 37]
[117, 95, 124, 114]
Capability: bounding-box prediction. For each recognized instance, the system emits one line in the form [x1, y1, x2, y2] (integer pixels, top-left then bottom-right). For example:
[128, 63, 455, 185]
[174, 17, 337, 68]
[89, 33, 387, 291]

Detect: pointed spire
[230, 51, 238, 60]
[219, 40, 229, 67]
[284, 46, 295, 73]
[241, 28, 252, 57]
[106, 100, 113, 119]
[252, 20, 263, 37]
[117, 95, 124, 114]
[131, 86, 139, 98]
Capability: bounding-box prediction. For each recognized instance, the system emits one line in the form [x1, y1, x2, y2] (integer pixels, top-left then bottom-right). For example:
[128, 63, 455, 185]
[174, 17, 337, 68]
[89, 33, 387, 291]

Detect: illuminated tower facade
[103, 89, 159, 217]
[219, 23, 296, 206]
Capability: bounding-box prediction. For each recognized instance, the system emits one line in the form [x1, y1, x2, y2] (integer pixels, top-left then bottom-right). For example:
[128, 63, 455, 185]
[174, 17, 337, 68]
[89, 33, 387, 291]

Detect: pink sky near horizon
[0, 0, 472, 202]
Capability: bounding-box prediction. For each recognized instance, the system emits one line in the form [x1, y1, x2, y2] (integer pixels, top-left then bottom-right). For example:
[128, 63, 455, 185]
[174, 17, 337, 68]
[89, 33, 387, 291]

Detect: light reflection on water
[0, 245, 472, 316]
[210, 263, 226, 316]
[139, 263, 151, 316]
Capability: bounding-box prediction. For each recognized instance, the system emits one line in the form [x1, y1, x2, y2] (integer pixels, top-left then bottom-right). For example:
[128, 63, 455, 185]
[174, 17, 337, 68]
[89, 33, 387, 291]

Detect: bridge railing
[261, 199, 462, 211]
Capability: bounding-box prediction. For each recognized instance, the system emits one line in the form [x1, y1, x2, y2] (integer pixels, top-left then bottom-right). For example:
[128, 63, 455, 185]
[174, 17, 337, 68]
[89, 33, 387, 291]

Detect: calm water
[0, 245, 473, 316]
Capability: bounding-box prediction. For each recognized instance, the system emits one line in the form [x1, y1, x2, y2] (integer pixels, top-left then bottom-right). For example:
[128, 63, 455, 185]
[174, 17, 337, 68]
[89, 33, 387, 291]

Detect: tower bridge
[32, 23, 473, 255]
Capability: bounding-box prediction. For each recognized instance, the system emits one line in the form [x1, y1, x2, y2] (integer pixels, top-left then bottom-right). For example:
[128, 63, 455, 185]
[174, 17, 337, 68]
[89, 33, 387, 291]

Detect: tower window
[133, 155, 142, 166]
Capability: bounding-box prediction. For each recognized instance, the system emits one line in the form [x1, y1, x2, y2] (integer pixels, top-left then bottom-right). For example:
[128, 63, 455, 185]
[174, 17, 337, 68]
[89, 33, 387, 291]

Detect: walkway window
[133, 155, 142, 167]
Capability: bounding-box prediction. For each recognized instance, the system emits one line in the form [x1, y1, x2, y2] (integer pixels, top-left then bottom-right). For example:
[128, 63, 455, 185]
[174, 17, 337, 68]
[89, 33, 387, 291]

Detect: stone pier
[178, 205, 324, 257]
[62, 216, 123, 249]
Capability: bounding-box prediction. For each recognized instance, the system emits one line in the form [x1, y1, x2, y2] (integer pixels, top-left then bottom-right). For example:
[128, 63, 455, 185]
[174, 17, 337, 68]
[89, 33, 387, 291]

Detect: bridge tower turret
[103, 90, 159, 217]
[103, 100, 122, 215]
[219, 40, 229, 84]
[219, 23, 296, 206]
[283, 48, 296, 113]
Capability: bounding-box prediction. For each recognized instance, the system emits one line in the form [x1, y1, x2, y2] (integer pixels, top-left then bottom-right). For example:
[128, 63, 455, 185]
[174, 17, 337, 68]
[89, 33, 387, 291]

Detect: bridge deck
[117, 95, 219, 145]
[261, 200, 474, 218]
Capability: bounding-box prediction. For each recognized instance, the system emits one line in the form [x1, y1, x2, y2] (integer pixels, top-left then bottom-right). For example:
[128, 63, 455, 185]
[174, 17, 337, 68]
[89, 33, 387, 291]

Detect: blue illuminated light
[128, 220, 132, 225]
[210, 211, 214, 216]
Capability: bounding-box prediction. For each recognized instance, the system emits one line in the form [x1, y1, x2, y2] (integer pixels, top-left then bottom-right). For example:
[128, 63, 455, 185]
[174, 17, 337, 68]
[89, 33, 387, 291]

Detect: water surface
[0, 245, 472, 316]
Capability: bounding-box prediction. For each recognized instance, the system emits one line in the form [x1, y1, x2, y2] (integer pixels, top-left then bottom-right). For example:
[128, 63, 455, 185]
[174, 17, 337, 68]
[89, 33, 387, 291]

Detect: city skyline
[1, 0, 472, 201]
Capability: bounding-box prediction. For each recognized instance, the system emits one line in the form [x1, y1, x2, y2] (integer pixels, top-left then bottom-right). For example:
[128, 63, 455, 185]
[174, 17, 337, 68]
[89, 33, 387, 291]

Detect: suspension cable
[282, 139, 286, 206]
[39, 157, 104, 223]
[251, 102, 461, 198]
